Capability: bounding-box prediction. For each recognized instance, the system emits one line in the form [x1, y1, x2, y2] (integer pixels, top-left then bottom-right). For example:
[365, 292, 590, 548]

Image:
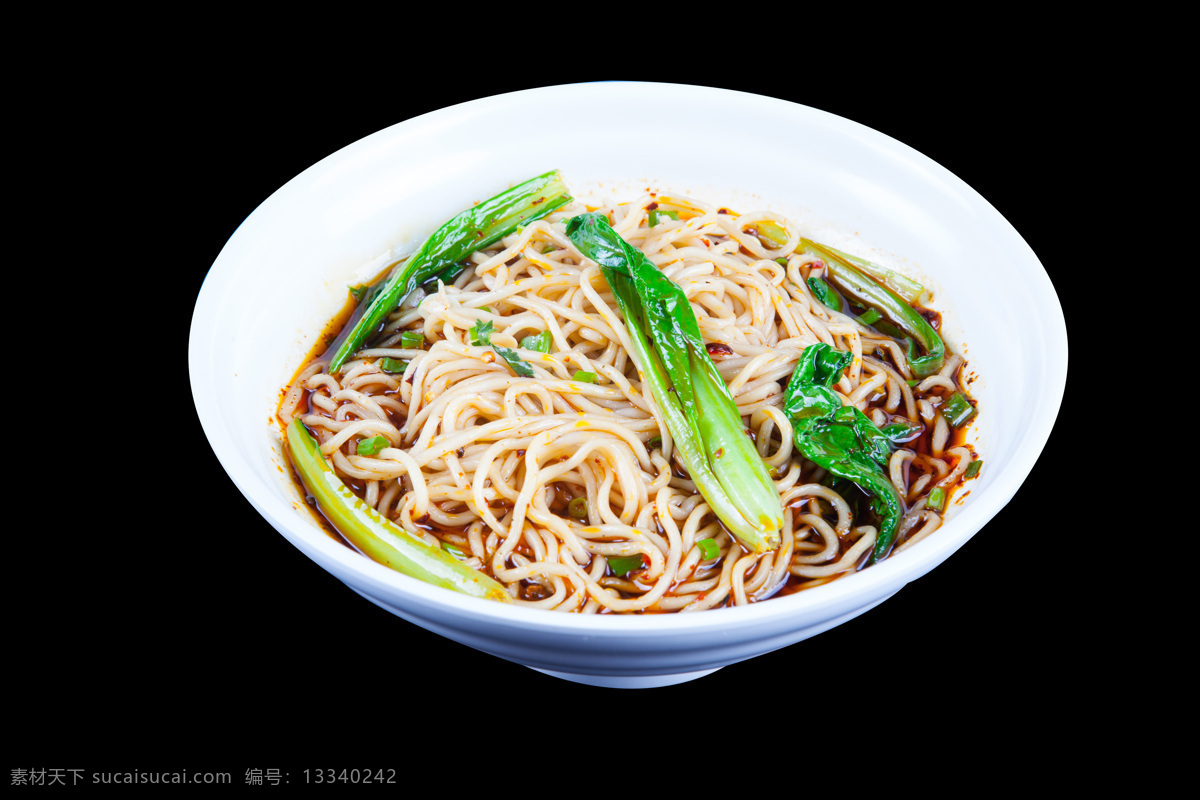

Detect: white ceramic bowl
[190, 82, 1066, 688]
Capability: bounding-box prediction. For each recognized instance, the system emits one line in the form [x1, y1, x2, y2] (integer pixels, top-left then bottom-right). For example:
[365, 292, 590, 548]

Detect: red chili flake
[717, 208, 731, 215]
[532, 196, 545, 205]
[647, 201, 659, 210]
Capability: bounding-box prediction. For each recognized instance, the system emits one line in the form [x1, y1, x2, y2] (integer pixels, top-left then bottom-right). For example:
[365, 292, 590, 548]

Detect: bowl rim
[190, 81, 1067, 635]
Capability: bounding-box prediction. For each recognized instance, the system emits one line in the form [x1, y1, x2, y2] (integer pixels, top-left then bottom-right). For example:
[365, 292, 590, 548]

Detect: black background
[14, 56, 1109, 781]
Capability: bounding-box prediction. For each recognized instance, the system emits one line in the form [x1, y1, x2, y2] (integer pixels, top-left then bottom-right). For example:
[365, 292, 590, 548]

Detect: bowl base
[527, 666, 721, 688]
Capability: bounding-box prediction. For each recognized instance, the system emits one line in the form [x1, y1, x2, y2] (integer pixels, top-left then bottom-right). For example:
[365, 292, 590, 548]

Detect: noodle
[279, 192, 978, 612]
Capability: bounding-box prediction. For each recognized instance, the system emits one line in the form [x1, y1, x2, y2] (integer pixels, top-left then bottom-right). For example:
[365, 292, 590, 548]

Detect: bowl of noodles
[190, 82, 1066, 687]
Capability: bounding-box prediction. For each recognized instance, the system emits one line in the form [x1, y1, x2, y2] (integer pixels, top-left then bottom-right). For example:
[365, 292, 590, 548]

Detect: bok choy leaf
[327, 171, 572, 372]
[782, 344, 904, 563]
[566, 212, 783, 554]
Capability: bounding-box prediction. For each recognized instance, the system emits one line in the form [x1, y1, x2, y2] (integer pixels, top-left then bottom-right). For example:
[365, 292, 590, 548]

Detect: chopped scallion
[926, 487, 947, 512]
[942, 392, 977, 427]
[964, 459, 983, 478]
[378, 357, 406, 374]
[567, 497, 589, 519]
[696, 538, 719, 560]
[572, 370, 597, 383]
[357, 435, 389, 456]
[401, 330, 424, 349]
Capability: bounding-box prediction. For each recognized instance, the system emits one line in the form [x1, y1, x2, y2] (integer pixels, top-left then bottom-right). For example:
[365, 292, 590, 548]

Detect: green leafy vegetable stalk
[285, 419, 511, 602]
[782, 343, 905, 563]
[754, 221, 945, 378]
[566, 212, 783, 554]
[327, 171, 572, 372]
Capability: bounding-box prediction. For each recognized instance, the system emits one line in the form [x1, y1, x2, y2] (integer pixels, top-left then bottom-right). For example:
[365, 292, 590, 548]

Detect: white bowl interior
[190, 83, 1066, 674]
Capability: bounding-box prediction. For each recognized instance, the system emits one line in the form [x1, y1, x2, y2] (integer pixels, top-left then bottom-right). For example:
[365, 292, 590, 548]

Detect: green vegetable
[356, 435, 389, 456]
[964, 459, 983, 478]
[752, 221, 944, 377]
[441, 541, 466, 560]
[571, 370, 597, 383]
[378, 357, 406, 374]
[521, 330, 552, 353]
[567, 497, 589, 519]
[880, 419, 923, 444]
[566, 212, 783, 554]
[756, 222, 928, 304]
[926, 486, 947, 512]
[471, 320, 534, 377]
[802, 239, 945, 377]
[807, 277, 843, 312]
[696, 538, 719, 560]
[608, 555, 644, 576]
[941, 392, 977, 427]
[648, 208, 679, 227]
[284, 419, 511, 602]
[327, 170, 572, 372]
[782, 343, 904, 564]
[856, 307, 882, 326]
[400, 330, 424, 349]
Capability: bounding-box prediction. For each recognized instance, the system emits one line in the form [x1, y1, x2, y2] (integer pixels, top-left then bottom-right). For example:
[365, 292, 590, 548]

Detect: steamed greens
[781, 343, 903, 563]
[285, 419, 512, 602]
[328, 171, 572, 372]
[566, 212, 784, 554]
[754, 221, 945, 378]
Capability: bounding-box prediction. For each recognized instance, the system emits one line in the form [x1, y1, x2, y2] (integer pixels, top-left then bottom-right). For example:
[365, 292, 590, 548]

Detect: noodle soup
[278, 188, 980, 613]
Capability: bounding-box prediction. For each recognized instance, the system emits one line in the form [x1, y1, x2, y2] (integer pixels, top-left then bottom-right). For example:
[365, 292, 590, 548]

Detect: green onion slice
[942, 393, 977, 427]
[378, 357, 407, 374]
[926, 487, 947, 512]
[357, 435, 389, 456]
[567, 497, 589, 519]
